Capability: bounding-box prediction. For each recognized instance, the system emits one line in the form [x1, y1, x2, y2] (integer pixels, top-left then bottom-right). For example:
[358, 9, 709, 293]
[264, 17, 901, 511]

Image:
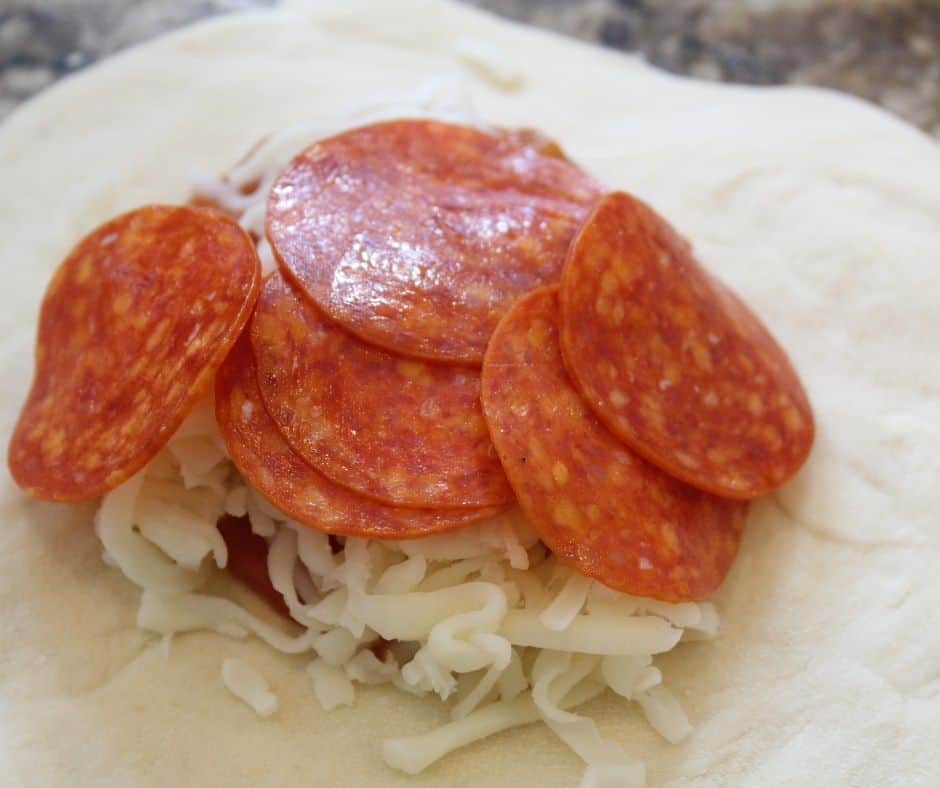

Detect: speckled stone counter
[1, 0, 937, 136]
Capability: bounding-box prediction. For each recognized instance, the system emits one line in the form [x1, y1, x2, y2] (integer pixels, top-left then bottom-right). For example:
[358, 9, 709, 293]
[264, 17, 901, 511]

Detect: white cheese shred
[308, 658, 356, 711]
[540, 573, 593, 631]
[635, 686, 693, 745]
[221, 658, 278, 718]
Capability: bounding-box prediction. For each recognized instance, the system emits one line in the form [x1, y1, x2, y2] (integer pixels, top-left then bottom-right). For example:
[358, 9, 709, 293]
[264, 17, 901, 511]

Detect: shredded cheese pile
[92, 82, 721, 787]
[97, 395, 714, 787]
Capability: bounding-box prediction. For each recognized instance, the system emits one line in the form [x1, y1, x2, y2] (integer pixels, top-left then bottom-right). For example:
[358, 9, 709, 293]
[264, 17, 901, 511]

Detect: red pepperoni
[559, 192, 814, 499]
[217, 515, 290, 618]
[481, 286, 747, 602]
[250, 273, 514, 509]
[216, 335, 506, 538]
[8, 205, 261, 502]
[266, 119, 602, 364]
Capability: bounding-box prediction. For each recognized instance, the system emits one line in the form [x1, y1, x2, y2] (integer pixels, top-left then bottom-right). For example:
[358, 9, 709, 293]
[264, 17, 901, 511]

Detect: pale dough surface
[1, 1, 938, 785]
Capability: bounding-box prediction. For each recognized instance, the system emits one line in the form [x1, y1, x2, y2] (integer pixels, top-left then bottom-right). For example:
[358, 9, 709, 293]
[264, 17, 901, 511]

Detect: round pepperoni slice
[482, 286, 747, 602]
[266, 119, 602, 364]
[216, 335, 505, 539]
[559, 192, 815, 500]
[8, 205, 261, 502]
[250, 273, 514, 509]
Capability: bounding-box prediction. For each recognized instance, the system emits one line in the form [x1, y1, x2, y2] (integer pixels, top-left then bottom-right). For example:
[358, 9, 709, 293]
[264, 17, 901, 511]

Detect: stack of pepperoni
[7, 120, 813, 604]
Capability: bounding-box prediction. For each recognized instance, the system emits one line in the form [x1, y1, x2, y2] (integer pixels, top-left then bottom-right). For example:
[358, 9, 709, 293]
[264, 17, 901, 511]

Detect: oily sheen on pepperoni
[216, 335, 504, 537]
[8, 205, 261, 502]
[481, 286, 747, 602]
[266, 119, 602, 364]
[250, 273, 513, 509]
[559, 192, 814, 500]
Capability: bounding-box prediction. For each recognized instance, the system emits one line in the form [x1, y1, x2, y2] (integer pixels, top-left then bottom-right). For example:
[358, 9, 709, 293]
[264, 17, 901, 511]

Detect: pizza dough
[1, 0, 938, 785]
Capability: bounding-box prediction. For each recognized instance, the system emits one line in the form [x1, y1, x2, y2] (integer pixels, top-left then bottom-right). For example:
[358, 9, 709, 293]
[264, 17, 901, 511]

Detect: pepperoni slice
[559, 192, 814, 499]
[266, 119, 602, 364]
[250, 273, 514, 509]
[8, 205, 261, 502]
[216, 335, 505, 538]
[481, 286, 747, 602]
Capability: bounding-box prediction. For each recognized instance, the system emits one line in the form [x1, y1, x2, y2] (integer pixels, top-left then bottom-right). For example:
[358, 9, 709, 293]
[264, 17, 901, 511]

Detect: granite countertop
[0, 0, 937, 136]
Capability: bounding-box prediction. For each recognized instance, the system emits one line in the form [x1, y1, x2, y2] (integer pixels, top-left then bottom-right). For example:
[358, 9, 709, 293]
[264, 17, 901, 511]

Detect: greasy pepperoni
[481, 286, 747, 602]
[250, 273, 514, 509]
[218, 515, 290, 617]
[7, 205, 261, 502]
[559, 192, 814, 499]
[216, 335, 505, 538]
[266, 119, 602, 364]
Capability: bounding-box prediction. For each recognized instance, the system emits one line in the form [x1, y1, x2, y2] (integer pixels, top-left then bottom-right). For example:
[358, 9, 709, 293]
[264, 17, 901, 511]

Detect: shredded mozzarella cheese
[98, 396, 713, 785]
[308, 658, 356, 711]
[222, 658, 278, 718]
